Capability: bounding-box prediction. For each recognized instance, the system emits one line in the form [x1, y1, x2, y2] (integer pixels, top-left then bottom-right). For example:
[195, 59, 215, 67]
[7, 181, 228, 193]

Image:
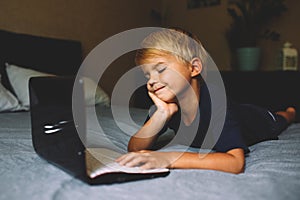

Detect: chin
[158, 95, 177, 103]
[154, 89, 177, 103]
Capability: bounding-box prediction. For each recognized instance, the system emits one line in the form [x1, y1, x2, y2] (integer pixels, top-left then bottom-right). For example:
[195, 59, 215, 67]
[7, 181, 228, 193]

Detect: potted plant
[226, 0, 287, 70]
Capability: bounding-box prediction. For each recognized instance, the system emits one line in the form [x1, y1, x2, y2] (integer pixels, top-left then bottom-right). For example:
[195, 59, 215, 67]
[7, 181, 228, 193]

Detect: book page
[85, 148, 169, 178]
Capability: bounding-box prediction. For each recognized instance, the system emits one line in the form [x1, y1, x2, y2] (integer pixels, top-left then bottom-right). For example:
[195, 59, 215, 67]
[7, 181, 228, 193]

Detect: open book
[85, 148, 169, 178]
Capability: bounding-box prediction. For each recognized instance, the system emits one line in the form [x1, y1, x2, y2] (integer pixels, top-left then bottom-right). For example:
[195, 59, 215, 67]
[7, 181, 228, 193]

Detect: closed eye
[157, 67, 166, 73]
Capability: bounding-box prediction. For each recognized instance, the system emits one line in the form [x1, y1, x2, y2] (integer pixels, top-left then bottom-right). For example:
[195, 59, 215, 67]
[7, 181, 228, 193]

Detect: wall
[162, 0, 300, 71]
[260, 0, 300, 70]
[161, 0, 231, 70]
[0, 0, 299, 95]
[0, 0, 161, 95]
[0, 0, 162, 55]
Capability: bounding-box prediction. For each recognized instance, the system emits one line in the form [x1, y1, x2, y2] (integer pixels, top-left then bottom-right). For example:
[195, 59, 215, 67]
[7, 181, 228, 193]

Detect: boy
[116, 28, 296, 174]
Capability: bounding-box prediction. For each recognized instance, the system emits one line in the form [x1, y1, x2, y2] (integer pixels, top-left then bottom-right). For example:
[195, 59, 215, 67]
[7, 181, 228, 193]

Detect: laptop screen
[29, 76, 86, 177]
[29, 76, 170, 185]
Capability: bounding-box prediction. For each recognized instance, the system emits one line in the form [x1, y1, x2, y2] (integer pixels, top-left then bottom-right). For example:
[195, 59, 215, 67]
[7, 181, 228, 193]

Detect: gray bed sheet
[0, 106, 300, 200]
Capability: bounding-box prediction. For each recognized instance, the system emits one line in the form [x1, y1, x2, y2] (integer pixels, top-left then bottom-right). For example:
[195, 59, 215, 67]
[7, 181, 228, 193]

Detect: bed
[1, 29, 300, 200]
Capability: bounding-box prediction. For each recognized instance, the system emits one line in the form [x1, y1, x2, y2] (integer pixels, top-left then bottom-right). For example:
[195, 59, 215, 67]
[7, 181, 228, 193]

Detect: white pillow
[83, 77, 110, 107]
[0, 80, 23, 112]
[5, 63, 110, 109]
[5, 63, 53, 110]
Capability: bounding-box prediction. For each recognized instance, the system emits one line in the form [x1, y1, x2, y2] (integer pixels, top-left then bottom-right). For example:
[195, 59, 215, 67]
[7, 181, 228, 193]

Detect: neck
[177, 80, 200, 126]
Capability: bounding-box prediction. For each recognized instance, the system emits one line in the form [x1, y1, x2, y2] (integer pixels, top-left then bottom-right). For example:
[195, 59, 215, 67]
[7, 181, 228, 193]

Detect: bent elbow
[226, 148, 245, 174]
[232, 160, 245, 174]
[233, 166, 244, 174]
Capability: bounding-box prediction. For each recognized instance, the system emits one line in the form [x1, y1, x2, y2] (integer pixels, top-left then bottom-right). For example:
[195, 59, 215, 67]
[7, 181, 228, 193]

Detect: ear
[190, 57, 202, 77]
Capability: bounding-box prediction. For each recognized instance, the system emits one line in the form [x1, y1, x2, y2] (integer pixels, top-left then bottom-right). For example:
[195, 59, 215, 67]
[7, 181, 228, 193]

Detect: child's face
[141, 54, 194, 103]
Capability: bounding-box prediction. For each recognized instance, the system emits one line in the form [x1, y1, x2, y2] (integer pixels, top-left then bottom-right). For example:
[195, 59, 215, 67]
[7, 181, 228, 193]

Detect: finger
[148, 92, 164, 105]
[115, 152, 132, 162]
[125, 152, 154, 168]
[124, 156, 146, 167]
[139, 162, 154, 170]
[148, 91, 158, 102]
[169, 103, 179, 115]
[139, 150, 151, 153]
[117, 153, 149, 167]
[115, 154, 126, 162]
[116, 153, 137, 166]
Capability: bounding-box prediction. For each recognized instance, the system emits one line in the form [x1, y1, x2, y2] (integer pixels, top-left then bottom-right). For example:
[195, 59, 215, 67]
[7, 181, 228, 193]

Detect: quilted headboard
[0, 29, 82, 92]
[221, 71, 300, 115]
[132, 71, 300, 121]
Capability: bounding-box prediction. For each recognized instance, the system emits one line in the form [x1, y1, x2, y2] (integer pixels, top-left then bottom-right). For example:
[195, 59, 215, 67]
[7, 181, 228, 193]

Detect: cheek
[161, 70, 187, 86]
[159, 71, 177, 83]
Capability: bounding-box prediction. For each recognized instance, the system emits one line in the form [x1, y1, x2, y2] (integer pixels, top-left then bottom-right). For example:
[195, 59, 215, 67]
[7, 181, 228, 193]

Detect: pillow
[5, 63, 110, 109]
[5, 63, 54, 110]
[83, 77, 110, 107]
[0, 75, 23, 112]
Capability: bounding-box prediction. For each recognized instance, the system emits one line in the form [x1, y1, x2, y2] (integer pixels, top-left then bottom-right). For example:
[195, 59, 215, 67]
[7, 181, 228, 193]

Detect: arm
[116, 148, 245, 174]
[127, 111, 168, 151]
[169, 148, 244, 174]
[128, 92, 178, 151]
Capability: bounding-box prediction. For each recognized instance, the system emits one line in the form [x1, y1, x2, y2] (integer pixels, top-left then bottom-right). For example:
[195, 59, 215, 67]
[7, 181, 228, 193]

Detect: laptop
[29, 76, 169, 185]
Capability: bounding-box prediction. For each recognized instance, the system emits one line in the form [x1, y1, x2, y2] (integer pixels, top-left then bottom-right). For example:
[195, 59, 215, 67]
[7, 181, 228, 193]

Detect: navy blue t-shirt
[151, 83, 250, 153]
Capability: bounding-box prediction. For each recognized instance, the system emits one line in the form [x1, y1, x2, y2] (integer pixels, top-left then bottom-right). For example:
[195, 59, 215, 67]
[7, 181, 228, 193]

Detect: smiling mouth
[154, 86, 165, 93]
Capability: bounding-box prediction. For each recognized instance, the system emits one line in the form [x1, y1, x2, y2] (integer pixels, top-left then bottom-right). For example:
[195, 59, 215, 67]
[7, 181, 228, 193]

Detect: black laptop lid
[29, 76, 86, 178]
[29, 76, 170, 185]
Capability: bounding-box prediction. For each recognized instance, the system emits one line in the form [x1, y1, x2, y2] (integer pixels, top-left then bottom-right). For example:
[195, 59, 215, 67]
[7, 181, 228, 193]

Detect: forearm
[128, 135, 157, 152]
[128, 112, 168, 151]
[167, 149, 245, 174]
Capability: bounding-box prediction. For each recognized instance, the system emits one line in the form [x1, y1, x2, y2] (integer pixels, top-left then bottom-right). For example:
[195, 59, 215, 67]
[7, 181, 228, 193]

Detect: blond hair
[135, 28, 208, 78]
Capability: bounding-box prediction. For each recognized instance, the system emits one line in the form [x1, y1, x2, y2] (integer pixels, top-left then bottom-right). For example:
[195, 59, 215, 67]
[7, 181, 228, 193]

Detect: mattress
[0, 106, 300, 200]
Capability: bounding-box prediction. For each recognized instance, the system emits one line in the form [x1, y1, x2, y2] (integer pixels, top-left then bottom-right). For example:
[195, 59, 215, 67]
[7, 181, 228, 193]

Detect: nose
[147, 73, 158, 88]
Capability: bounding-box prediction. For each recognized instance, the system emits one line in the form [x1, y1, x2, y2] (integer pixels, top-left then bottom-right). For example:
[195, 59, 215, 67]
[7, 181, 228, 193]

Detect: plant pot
[236, 47, 261, 71]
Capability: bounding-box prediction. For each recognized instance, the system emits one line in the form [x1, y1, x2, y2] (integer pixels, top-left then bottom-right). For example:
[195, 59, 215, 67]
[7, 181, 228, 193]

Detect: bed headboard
[0, 29, 82, 92]
[132, 71, 300, 121]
